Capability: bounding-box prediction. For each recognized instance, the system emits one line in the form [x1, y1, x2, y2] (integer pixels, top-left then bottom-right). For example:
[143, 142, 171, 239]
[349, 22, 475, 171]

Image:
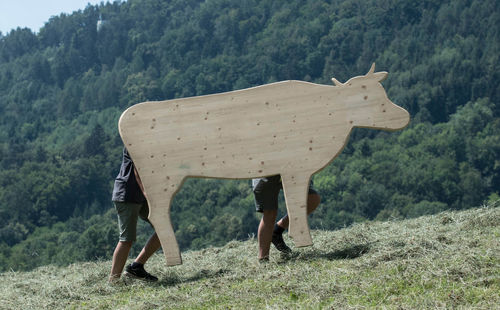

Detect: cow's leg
[280, 173, 313, 247]
[146, 177, 184, 266]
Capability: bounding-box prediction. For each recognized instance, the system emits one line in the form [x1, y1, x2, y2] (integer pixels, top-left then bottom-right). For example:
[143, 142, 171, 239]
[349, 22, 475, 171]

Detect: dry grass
[1, 206, 499, 309]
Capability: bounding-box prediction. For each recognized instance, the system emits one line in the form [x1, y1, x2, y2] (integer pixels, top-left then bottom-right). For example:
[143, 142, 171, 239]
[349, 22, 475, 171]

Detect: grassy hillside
[1, 206, 498, 309]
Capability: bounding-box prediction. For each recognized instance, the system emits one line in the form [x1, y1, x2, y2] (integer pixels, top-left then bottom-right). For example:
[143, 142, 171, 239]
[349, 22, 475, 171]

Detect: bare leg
[258, 209, 277, 259]
[135, 232, 161, 265]
[109, 241, 132, 282]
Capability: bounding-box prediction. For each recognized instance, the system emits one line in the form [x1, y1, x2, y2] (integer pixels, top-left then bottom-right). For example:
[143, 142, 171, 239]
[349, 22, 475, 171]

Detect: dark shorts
[114, 201, 150, 242]
[252, 175, 318, 213]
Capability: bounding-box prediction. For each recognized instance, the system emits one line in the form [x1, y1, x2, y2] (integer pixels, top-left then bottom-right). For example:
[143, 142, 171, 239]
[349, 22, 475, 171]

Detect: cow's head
[331, 63, 410, 131]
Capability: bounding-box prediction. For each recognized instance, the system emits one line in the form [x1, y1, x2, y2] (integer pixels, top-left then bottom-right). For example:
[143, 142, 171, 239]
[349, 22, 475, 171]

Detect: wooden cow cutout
[119, 64, 410, 266]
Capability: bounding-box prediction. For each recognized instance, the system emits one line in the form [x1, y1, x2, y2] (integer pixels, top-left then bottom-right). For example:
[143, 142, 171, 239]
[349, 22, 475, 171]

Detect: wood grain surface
[119, 64, 410, 266]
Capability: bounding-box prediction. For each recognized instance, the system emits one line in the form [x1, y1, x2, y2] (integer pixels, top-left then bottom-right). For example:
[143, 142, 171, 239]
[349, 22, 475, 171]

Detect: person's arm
[134, 167, 146, 197]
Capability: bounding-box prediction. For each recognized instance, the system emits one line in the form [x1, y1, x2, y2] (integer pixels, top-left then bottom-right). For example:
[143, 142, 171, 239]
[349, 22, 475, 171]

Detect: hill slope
[1, 206, 498, 309]
[0, 0, 500, 271]
[1, 0, 500, 272]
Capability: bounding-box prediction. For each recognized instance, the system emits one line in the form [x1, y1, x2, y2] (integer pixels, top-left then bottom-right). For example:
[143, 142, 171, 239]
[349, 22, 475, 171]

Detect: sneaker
[124, 263, 158, 282]
[272, 231, 292, 254]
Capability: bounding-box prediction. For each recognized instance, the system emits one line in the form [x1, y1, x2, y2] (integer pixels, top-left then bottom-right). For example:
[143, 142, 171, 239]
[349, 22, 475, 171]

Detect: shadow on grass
[317, 243, 371, 260]
[157, 268, 229, 286]
[279, 243, 371, 263]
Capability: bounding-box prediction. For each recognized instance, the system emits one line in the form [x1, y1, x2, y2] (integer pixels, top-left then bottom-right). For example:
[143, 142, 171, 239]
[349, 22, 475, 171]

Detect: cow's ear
[374, 71, 388, 82]
[331, 77, 343, 86]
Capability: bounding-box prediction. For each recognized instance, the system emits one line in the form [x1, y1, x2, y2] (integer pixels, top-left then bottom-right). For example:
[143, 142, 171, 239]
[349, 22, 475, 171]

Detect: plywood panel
[119, 64, 410, 266]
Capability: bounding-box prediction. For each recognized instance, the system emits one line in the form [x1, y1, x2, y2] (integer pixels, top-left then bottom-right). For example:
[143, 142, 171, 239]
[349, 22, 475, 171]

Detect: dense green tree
[0, 0, 498, 271]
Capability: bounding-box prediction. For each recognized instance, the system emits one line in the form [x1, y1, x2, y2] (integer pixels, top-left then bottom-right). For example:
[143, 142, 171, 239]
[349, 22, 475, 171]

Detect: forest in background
[0, 0, 498, 271]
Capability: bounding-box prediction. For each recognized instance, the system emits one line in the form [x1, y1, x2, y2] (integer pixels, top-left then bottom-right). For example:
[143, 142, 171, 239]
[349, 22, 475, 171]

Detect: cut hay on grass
[1, 206, 499, 309]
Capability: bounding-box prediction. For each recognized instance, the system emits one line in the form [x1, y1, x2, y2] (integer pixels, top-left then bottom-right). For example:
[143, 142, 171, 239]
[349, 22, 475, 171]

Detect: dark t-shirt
[111, 148, 146, 203]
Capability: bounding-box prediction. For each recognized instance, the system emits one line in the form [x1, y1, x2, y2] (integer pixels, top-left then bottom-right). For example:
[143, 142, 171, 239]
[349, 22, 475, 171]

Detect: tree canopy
[0, 0, 498, 271]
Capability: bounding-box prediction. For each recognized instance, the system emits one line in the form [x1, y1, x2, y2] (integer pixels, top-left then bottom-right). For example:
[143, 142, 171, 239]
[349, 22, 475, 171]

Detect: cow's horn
[366, 63, 375, 75]
[367, 63, 376, 75]
[331, 78, 343, 86]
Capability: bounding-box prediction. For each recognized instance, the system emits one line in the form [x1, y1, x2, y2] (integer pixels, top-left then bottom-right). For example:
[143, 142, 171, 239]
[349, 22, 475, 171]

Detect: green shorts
[114, 201, 150, 242]
[252, 175, 318, 213]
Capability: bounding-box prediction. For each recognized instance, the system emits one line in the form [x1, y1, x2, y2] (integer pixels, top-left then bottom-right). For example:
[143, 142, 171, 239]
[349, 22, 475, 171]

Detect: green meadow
[2, 205, 498, 309]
